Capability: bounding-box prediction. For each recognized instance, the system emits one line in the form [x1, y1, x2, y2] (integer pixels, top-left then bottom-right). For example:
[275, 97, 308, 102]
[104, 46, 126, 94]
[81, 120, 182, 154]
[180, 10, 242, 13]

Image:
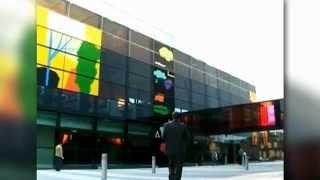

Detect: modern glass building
[36, 0, 256, 168]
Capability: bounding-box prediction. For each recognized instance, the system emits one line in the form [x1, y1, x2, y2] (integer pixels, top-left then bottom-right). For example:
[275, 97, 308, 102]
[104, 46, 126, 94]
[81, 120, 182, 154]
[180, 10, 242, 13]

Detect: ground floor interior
[37, 111, 284, 169]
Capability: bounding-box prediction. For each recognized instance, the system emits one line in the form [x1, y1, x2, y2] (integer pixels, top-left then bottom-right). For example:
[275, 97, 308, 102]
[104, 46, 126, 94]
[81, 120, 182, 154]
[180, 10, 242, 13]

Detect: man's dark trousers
[163, 120, 190, 180]
[54, 157, 63, 171]
[168, 154, 184, 180]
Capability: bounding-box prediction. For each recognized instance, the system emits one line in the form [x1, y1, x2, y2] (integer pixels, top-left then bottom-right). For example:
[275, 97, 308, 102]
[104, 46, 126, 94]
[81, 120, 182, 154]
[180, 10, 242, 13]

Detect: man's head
[172, 111, 179, 121]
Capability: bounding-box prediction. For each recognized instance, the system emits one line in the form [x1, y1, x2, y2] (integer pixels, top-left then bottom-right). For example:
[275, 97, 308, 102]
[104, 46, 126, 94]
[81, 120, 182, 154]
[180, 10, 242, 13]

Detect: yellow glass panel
[37, 45, 65, 70]
[95, 63, 100, 79]
[37, 5, 48, 27]
[37, 26, 48, 46]
[90, 79, 99, 96]
[62, 71, 99, 96]
[50, 50, 65, 70]
[62, 71, 79, 93]
[85, 25, 102, 46]
[64, 54, 78, 73]
[50, 68, 64, 89]
[37, 65, 64, 89]
[37, 45, 49, 66]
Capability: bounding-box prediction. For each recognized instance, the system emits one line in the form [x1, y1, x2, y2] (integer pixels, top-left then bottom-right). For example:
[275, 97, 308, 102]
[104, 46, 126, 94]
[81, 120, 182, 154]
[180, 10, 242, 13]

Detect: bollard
[101, 153, 108, 180]
[245, 155, 249, 171]
[152, 156, 156, 174]
[242, 154, 245, 167]
[224, 155, 228, 165]
[242, 152, 247, 169]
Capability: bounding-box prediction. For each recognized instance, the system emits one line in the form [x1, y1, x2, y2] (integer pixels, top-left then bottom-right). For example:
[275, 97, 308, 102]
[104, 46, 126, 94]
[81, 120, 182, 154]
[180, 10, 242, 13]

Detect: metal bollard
[242, 154, 245, 167]
[224, 155, 228, 165]
[152, 156, 156, 174]
[101, 153, 108, 180]
[245, 155, 249, 171]
[242, 152, 247, 169]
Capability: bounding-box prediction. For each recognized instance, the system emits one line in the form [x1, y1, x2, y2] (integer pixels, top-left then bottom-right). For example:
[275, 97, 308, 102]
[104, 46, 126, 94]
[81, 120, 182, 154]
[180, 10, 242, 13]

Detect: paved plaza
[37, 161, 283, 180]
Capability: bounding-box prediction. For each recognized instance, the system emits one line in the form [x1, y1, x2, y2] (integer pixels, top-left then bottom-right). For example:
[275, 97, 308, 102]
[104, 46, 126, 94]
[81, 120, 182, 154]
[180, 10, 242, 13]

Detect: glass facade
[36, 2, 257, 168]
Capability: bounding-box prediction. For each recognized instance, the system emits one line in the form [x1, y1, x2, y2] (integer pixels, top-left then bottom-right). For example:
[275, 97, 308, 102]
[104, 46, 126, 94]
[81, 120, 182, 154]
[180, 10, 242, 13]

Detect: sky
[73, 0, 284, 101]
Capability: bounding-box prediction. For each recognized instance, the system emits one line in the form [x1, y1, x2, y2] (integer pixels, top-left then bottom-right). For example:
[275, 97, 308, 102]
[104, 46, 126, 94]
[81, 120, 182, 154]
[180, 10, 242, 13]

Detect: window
[175, 99, 191, 111]
[230, 85, 241, 95]
[127, 88, 152, 105]
[101, 49, 127, 69]
[102, 33, 128, 56]
[101, 66, 126, 85]
[128, 73, 151, 91]
[175, 75, 191, 89]
[175, 87, 190, 101]
[205, 75, 218, 87]
[129, 44, 153, 64]
[192, 93, 205, 105]
[231, 95, 242, 104]
[37, 65, 64, 89]
[97, 98, 108, 115]
[207, 96, 219, 108]
[130, 30, 153, 49]
[174, 62, 190, 77]
[230, 75, 241, 87]
[60, 91, 80, 112]
[191, 58, 205, 71]
[99, 82, 125, 100]
[37, 85, 60, 109]
[128, 58, 152, 77]
[191, 68, 204, 82]
[107, 99, 125, 119]
[37, 0, 67, 15]
[127, 103, 153, 120]
[192, 80, 205, 94]
[69, 4, 101, 28]
[173, 49, 190, 65]
[136, 104, 153, 118]
[206, 85, 218, 98]
[60, 114, 93, 130]
[218, 80, 230, 92]
[103, 18, 128, 40]
[192, 104, 205, 111]
[219, 90, 231, 102]
[64, 54, 100, 78]
[205, 65, 218, 77]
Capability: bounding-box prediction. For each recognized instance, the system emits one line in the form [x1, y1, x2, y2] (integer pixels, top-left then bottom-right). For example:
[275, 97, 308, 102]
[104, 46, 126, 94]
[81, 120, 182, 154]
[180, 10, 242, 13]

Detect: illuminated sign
[249, 91, 257, 102]
[167, 71, 175, 78]
[164, 79, 173, 90]
[153, 105, 170, 115]
[159, 47, 173, 62]
[155, 61, 166, 68]
[260, 102, 276, 126]
[117, 98, 126, 108]
[153, 69, 167, 80]
[154, 93, 165, 103]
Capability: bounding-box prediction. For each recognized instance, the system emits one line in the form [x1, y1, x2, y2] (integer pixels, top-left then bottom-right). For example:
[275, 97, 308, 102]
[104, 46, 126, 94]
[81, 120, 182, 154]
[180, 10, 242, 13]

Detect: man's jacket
[163, 121, 191, 159]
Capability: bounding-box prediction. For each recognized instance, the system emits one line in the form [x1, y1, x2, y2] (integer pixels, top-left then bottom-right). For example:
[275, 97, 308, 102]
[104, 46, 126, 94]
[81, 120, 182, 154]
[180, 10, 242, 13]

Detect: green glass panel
[37, 111, 57, 126]
[37, 148, 54, 169]
[97, 121, 124, 133]
[37, 125, 55, 148]
[60, 115, 93, 130]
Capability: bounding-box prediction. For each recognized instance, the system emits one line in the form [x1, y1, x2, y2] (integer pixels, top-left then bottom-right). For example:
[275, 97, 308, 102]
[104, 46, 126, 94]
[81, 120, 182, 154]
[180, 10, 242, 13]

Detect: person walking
[54, 143, 64, 171]
[163, 112, 191, 180]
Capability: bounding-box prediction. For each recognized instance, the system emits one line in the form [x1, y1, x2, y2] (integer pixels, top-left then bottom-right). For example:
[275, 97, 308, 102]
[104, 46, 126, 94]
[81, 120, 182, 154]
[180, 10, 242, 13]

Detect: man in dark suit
[163, 112, 191, 180]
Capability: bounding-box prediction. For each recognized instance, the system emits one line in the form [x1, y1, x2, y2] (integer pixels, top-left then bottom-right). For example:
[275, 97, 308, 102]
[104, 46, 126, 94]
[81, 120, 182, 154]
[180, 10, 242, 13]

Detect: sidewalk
[37, 161, 283, 180]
